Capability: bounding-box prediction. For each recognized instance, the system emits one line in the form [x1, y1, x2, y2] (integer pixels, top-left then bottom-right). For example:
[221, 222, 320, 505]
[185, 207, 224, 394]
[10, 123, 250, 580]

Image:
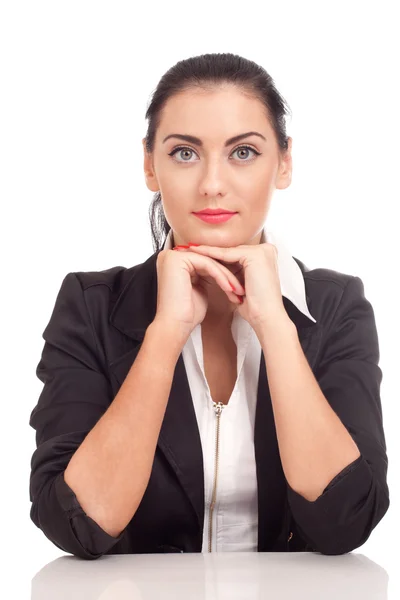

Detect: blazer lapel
[108, 248, 323, 550]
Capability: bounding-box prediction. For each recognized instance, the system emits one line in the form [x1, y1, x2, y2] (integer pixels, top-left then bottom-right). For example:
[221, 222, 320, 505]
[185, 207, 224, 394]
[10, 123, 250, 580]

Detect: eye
[168, 144, 262, 163]
[231, 145, 262, 161]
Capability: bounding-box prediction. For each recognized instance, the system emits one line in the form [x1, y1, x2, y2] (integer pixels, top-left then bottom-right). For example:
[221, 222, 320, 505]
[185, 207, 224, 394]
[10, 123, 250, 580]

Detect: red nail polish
[229, 282, 236, 292]
[173, 245, 190, 250]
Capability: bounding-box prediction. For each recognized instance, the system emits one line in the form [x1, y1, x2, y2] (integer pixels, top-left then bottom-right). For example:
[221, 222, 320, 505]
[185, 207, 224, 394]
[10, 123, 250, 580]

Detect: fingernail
[229, 282, 236, 292]
[173, 245, 190, 250]
[237, 295, 244, 303]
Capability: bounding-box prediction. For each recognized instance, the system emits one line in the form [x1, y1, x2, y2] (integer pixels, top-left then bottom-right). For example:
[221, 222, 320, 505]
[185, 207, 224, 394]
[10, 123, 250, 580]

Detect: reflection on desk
[31, 551, 388, 599]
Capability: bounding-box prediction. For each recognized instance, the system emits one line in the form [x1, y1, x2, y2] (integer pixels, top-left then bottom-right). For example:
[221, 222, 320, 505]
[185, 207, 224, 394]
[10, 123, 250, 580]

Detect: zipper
[208, 401, 225, 552]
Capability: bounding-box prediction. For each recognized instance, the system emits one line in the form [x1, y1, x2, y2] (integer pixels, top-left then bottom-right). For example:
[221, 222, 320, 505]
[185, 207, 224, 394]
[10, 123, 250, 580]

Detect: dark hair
[144, 52, 292, 253]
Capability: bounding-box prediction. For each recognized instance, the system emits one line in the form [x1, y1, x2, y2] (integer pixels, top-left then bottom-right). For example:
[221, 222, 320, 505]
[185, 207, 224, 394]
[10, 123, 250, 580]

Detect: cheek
[238, 173, 274, 204]
[161, 200, 182, 227]
[161, 194, 191, 229]
[159, 174, 193, 209]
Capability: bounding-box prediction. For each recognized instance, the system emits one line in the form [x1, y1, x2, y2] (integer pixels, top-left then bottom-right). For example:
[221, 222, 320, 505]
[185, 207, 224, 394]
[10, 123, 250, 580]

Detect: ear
[276, 136, 292, 191]
[142, 138, 160, 192]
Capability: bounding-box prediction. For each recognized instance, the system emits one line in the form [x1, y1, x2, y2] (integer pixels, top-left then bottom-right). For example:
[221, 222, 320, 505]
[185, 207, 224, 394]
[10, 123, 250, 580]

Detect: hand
[175, 241, 287, 332]
[153, 248, 245, 342]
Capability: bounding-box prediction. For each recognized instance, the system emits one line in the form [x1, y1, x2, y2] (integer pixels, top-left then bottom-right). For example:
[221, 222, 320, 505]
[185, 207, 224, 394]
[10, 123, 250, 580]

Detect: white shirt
[163, 227, 317, 552]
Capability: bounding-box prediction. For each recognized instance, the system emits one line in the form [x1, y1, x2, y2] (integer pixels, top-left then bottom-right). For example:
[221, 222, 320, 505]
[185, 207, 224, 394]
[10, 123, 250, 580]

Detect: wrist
[147, 319, 189, 358]
[253, 311, 296, 346]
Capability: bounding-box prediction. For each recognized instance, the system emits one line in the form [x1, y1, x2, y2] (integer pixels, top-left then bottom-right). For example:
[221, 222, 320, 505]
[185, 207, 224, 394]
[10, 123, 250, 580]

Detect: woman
[29, 52, 390, 560]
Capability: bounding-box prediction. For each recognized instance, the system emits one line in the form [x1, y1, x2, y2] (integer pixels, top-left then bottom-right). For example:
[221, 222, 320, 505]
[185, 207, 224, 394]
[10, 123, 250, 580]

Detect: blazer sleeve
[29, 272, 127, 560]
[286, 275, 390, 555]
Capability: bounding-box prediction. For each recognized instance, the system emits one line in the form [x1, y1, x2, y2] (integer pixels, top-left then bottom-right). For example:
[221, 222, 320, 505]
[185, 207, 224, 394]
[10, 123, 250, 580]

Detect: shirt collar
[163, 227, 317, 324]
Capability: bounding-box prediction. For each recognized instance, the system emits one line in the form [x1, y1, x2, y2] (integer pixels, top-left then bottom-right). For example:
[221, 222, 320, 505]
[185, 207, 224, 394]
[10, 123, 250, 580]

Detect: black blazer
[29, 248, 390, 560]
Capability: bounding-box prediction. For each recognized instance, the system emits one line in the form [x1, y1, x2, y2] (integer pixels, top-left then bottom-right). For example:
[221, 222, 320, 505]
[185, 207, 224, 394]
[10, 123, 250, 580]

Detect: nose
[198, 160, 228, 198]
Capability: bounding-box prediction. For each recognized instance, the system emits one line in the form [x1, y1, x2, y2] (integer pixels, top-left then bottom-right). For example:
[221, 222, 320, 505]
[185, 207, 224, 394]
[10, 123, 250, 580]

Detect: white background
[1, 0, 399, 597]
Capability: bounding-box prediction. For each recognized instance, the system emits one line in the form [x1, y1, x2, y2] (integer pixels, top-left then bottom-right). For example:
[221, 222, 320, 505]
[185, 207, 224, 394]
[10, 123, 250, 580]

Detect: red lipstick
[193, 212, 237, 224]
[193, 208, 237, 215]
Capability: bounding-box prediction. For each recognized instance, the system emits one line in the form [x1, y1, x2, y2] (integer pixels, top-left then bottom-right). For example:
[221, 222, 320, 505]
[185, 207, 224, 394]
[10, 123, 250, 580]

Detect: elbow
[30, 474, 113, 560]
[288, 467, 390, 557]
[317, 488, 390, 556]
[30, 498, 105, 561]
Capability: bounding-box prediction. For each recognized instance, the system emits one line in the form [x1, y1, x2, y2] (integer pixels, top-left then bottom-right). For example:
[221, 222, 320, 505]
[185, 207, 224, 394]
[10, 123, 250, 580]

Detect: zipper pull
[213, 401, 225, 416]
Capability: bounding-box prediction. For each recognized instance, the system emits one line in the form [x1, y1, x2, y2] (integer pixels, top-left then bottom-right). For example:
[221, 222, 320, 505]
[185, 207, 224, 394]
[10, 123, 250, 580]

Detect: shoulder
[69, 262, 144, 300]
[292, 256, 369, 329]
[293, 255, 359, 309]
[293, 256, 355, 291]
[67, 264, 143, 318]
[73, 265, 136, 293]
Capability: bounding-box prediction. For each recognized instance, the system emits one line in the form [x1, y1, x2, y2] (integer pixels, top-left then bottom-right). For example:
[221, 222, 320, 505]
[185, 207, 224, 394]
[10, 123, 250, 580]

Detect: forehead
[158, 87, 270, 138]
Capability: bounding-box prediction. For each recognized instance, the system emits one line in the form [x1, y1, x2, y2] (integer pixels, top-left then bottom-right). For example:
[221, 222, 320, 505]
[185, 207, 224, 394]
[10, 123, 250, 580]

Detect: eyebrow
[162, 131, 267, 146]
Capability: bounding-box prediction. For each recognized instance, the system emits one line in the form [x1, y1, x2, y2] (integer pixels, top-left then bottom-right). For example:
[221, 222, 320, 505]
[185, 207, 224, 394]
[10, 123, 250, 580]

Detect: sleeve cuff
[55, 471, 127, 557]
[322, 454, 364, 494]
[286, 455, 375, 554]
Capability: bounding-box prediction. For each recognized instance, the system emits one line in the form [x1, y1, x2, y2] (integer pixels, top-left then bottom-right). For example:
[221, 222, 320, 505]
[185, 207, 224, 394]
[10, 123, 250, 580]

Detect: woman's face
[143, 85, 292, 249]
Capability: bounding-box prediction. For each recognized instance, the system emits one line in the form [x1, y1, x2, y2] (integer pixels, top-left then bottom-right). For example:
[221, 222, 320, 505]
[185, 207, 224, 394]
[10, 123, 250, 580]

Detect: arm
[257, 275, 390, 555]
[259, 317, 361, 503]
[63, 319, 183, 539]
[29, 272, 185, 559]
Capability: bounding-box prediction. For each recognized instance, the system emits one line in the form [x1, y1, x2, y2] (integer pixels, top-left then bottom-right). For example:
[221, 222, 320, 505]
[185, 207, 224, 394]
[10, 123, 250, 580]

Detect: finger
[199, 254, 244, 296]
[195, 257, 243, 304]
[185, 244, 241, 264]
[174, 248, 245, 295]
[177, 251, 244, 303]
[174, 246, 246, 295]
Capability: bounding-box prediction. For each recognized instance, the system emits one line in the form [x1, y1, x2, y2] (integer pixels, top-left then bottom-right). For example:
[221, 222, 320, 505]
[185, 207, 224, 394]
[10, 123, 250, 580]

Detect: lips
[193, 208, 237, 215]
[193, 213, 236, 224]
[195, 211, 236, 215]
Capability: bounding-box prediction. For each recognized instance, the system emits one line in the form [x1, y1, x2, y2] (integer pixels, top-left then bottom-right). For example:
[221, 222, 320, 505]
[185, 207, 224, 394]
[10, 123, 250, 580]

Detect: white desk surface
[28, 551, 398, 599]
